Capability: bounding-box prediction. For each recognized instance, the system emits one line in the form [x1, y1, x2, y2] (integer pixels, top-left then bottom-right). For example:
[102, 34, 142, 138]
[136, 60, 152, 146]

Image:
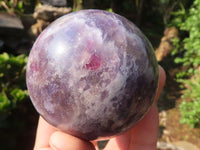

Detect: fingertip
[154, 66, 166, 103]
[158, 65, 166, 89]
[49, 131, 95, 150]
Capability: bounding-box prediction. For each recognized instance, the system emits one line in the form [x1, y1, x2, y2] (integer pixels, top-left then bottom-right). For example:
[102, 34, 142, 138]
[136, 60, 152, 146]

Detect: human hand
[34, 66, 166, 150]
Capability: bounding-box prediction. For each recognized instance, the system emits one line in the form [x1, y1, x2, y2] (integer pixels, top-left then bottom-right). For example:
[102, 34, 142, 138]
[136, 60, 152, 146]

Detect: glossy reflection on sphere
[26, 9, 159, 140]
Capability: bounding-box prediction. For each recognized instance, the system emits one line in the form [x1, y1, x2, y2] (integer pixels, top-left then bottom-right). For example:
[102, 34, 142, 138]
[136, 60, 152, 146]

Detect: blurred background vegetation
[0, 0, 200, 149]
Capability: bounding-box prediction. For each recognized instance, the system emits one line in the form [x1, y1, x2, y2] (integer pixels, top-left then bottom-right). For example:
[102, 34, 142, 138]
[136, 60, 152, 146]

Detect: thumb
[49, 131, 95, 150]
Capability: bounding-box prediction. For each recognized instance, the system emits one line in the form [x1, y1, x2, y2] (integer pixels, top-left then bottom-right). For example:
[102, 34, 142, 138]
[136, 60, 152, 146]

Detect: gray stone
[33, 4, 72, 21]
[41, 0, 67, 7]
[0, 12, 24, 36]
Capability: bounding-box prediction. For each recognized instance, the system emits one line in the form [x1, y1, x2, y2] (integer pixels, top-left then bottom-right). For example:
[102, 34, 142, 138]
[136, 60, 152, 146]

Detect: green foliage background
[0, 52, 28, 117]
[0, 53, 31, 149]
[171, 0, 200, 128]
[0, 0, 25, 14]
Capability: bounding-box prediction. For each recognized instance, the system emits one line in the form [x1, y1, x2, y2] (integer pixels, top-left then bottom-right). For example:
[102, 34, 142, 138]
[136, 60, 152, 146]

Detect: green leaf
[11, 89, 28, 102]
[0, 93, 10, 111]
[0, 53, 9, 62]
[0, 52, 28, 113]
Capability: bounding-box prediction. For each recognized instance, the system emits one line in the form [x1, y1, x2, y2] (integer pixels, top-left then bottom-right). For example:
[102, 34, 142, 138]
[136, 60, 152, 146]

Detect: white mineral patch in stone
[43, 98, 55, 113]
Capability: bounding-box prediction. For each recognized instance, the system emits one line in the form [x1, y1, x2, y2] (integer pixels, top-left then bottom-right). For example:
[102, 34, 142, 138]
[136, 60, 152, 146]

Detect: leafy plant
[0, 0, 32, 15]
[179, 72, 200, 128]
[0, 52, 28, 119]
[0, 52, 30, 149]
[171, 0, 200, 128]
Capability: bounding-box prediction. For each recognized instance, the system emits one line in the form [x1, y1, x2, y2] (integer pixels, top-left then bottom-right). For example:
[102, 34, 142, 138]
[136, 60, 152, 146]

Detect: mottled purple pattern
[26, 9, 159, 140]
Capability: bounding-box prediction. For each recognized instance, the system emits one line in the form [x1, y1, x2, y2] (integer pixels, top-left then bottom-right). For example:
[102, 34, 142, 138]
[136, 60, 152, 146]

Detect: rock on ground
[0, 12, 24, 36]
[33, 4, 72, 21]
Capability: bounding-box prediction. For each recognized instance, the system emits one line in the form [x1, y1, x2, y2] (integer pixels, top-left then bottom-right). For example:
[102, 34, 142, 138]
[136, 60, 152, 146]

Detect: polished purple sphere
[26, 9, 158, 140]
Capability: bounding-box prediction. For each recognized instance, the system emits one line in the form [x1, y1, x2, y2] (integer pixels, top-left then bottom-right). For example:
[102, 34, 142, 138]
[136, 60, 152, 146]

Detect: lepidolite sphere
[26, 9, 159, 140]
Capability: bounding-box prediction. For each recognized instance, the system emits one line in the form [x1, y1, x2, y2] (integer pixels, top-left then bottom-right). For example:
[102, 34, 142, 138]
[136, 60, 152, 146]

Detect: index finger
[34, 116, 57, 150]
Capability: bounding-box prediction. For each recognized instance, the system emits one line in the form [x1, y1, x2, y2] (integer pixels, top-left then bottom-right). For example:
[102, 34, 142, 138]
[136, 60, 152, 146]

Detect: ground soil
[157, 65, 200, 149]
[162, 104, 200, 148]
